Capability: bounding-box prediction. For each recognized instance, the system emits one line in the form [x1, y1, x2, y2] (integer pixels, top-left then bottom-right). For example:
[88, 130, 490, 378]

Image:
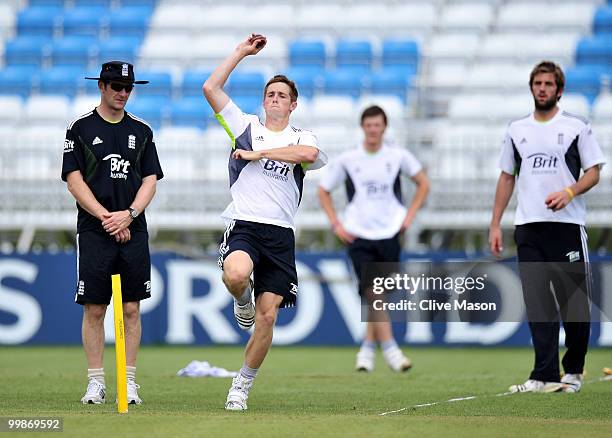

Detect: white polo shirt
[215, 99, 327, 230]
[499, 110, 606, 226]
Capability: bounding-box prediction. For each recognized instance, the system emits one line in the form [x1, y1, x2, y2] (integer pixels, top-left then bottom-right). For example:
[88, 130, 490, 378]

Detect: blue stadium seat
[62, 7, 109, 38]
[73, 0, 113, 6]
[170, 97, 214, 129]
[126, 96, 169, 131]
[335, 40, 373, 70]
[289, 40, 326, 68]
[323, 69, 365, 98]
[593, 7, 612, 34]
[83, 67, 102, 94]
[38, 66, 83, 97]
[97, 37, 142, 64]
[282, 67, 324, 100]
[181, 70, 210, 97]
[17, 7, 62, 37]
[108, 7, 153, 39]
[227, 72, 266, 98]
[0, 66, 38, 98]
[564, 66, 605, 103]
[575, 36, 612, 65]
[382, 39, 419, 72]
[133, 71, 173, 98]
[118, 0, 157, 6]
[28, 0, 64, 7]
[51, 37, 97, 68]
[369, 68, 411, 102]
[233, 96, 262, 115]
[4, 36, 49, 67]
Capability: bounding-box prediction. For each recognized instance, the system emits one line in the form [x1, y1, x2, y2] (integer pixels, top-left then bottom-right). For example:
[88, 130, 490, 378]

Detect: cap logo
[122, 63, 129, 77]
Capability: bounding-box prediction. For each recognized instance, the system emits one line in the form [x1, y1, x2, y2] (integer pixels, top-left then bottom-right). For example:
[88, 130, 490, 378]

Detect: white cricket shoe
[225, 375, 253, 411]
[383, 348, 413, 372]
[81, 378, 106, 404]
[127, 379, 142, 405]
[233, 280, 255, 331]
[509, 379, 564, 393]
[355, 348, 375, 372]
[561, 373, 583, 393]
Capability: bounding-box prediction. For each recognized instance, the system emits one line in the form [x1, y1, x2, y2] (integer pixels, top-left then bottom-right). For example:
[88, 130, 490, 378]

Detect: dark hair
[360, 105, 387, 125]
[529, 61, 565, 98]
[264, 75, 298, 102]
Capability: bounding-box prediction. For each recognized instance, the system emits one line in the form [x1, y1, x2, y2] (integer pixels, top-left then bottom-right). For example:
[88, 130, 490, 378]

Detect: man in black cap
[62, 61, 163, 405]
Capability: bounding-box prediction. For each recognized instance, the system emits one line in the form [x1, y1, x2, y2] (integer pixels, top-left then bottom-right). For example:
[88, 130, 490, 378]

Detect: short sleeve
[578, 123, 606, 171]
[61, 125, 84, 181]
[215, 99, 251, 148]
[141, 131, 164, 180]
[299, 132, 327, 171]
[319, 157, 346, 191]
[498, 131, 516, 175]
[399, 149, 423, 177]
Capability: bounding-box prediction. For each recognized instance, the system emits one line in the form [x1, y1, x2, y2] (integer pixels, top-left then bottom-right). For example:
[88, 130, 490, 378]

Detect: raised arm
[202, 34, 267, 113]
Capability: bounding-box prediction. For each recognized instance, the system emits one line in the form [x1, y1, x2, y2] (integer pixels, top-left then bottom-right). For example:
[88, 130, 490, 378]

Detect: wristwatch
[128, 207, 139, 219]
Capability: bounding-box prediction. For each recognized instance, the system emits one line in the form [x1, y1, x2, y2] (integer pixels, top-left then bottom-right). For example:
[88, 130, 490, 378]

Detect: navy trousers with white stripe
[515, 222, 591, 382]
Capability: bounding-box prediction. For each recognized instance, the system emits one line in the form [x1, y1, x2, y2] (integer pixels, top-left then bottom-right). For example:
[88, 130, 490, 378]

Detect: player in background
[62, 61, 164, 404]
[318, 105, 429, 372]
[203, 34, 327, 410]
[489, 61, 605, 393]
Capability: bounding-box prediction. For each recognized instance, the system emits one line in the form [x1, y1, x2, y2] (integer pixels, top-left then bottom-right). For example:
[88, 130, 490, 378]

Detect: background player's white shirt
[216, 100, 327, 230]
[498, 110, 606, 226]
[319, 143, 422, 240]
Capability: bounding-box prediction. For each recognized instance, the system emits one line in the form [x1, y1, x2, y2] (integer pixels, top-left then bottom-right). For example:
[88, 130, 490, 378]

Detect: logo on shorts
[144, 280, 151, 293]
[103, 153, 130, 180]
[566, 251, 580, 262]
[289, 282, 298, 296]
[78, 280, 85, 295]
[128, 135, 136, 149]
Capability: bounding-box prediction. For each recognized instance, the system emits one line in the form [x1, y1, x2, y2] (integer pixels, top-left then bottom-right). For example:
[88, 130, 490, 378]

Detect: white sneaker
[561, 373, 583, 393]
[127, 379, 142, 405]
[355, 348, 375, 372]
[509, 379, 564, 393]
[233, 280, 255, 331]
[383, 348, 412, 372]
[225, 375, 253, 411]
[81, 378, 106, 404]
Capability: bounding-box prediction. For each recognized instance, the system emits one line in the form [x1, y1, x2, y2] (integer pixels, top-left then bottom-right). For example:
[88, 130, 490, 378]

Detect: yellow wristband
[564, 187, 575, 199]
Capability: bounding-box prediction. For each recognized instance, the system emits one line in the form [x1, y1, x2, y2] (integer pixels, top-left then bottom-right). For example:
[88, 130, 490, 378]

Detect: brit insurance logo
[103, 153, 130, 180]
[364, 180, 390, 198]
[527, 152, 558, 175]
[262, 159, 290, 182]
[63, 139, 74, 153]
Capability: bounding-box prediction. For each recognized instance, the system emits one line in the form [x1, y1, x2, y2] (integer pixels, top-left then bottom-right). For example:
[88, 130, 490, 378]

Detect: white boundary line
[378, 376, 611, 416]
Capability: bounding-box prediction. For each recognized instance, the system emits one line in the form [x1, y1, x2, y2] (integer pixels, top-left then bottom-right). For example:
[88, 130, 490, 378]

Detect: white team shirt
[319, 143, 422, 240]
[216, 99, 327, 230]
[498, 110, 606, 226]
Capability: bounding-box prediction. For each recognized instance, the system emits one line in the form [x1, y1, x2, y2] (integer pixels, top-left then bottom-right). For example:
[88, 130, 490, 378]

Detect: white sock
[87, 368, 105, 385]
[126, 366, 136, 382]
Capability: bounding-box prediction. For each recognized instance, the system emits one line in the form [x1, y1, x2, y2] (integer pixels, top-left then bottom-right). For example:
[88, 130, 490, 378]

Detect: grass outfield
[0, 346, 611, 437]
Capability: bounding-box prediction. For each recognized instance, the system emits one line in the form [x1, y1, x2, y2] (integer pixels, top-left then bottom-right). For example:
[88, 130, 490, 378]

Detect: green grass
[0, 346, 611, 437]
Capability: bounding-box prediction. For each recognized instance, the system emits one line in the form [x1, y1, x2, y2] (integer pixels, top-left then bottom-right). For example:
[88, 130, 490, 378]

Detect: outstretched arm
[232, 144, 319, 165]
[203, 34, 267, 113]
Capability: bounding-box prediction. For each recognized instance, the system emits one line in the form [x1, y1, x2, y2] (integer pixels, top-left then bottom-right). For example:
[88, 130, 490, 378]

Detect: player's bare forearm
[233, 145, 319, 164]
[102, 176, 157, 236]
[130, 175, 157, 213]
[490, 171, 515, 227]
[66, 170, 109, 220]
[545, 165, 600, 211]
[318, 187, 339, 226]
[402, 171, 430, 229]
[203, 34, 267, 113]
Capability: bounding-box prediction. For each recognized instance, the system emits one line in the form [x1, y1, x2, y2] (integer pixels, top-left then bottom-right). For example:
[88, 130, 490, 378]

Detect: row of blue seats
[289, 40, 418, 70]
[27, 0, 156, 6]
[593, 6, 612, 33]
[17, 6, 153, 38]
[5, 36, 142, 68]
[0, 66, 414, 100]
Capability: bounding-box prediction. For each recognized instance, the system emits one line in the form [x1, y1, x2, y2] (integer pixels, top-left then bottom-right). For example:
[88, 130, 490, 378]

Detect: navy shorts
[218, 219, 298, 308]
[348, 234, 401, 296]
[75, 230, 152, 305]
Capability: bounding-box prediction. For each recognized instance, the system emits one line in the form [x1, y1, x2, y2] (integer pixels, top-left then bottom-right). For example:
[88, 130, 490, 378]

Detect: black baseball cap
[85, 61, 149, 84]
